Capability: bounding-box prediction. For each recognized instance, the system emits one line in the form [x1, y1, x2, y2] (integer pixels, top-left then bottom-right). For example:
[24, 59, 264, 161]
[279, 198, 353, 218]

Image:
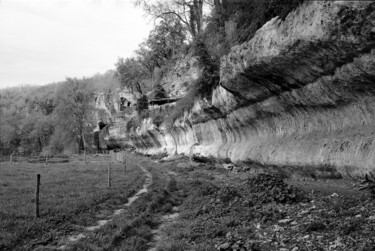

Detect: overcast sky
[0, 0, 152, 88]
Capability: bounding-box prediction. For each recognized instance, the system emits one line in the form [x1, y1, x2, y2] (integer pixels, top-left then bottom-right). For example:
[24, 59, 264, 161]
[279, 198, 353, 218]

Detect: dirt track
[128, 152, 375, 251]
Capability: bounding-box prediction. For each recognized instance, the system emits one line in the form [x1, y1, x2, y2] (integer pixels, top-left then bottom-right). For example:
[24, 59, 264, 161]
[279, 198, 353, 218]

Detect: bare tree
[134, 0, 204, 39]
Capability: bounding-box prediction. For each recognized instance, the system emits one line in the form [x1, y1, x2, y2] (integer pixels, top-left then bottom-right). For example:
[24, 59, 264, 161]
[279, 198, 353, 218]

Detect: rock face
[114, 1, 375, 176]
[94, 88, 139, 117]
[94, 88, 140, 149]
[161, 53, 202, 98]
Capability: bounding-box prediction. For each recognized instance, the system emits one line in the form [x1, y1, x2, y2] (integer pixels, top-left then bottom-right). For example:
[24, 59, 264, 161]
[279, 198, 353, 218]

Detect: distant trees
[115, 57, 145, 93]
[87, 70, 121, 92]
[0, 72, 122, 157]
[19, 114, 54, 155]
[0, 85, 56, 156]
[51, 78, 95, 153]
[0, 123, 20, 156]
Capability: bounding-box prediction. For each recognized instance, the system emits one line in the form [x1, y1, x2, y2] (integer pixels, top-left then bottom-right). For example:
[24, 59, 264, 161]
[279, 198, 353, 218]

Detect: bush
[215, 186, 241, 203]
[136, 95, 149, 115]
[247, 173, 307, 204]
[189, 180, 218, 196]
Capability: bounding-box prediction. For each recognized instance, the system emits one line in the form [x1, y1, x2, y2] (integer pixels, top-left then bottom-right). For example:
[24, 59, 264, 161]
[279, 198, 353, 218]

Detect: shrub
[215, 186, 241, 203]
[189, 180, 219, 196]
[247, 173, 307, 204]
[136, 95, 149, 115]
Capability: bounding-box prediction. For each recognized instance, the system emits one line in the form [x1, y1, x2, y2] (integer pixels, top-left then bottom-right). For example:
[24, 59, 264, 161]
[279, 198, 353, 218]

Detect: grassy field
[72, 153, 181, 251]
[0, 155, 145, 250]
[2, 152, 374, 250]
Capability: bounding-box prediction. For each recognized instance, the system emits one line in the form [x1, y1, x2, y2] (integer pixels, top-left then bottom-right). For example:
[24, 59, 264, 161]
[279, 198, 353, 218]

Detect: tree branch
[156, 11, 190, 27]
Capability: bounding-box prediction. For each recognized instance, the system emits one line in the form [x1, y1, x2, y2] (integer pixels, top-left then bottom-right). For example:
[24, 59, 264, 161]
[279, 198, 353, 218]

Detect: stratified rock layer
[119, 1, 375, 176]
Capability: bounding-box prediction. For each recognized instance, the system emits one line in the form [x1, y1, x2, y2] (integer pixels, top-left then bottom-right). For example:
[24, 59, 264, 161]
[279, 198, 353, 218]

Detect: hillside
[100, 1, 375, 178]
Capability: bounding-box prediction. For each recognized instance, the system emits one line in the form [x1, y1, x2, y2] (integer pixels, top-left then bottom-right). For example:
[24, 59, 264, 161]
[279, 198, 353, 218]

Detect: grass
[3, 152, 374, 250]
[150, 158, 375, 251]
[0, 155, 145, 250]
[72, 153, 182, 251]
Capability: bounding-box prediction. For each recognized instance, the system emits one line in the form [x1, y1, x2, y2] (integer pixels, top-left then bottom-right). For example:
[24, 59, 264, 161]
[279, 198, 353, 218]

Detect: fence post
[84, 150, 87, 164]
[108, 163, 111, 188]
[35, 174, 40, 218]
[9, 153, 13, 165]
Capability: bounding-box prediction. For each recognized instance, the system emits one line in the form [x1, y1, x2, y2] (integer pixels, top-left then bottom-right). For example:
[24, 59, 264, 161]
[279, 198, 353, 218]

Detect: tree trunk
[194, 0, 203, 35]
[214, 0, 227, 26]
[188, 5, 197, 38]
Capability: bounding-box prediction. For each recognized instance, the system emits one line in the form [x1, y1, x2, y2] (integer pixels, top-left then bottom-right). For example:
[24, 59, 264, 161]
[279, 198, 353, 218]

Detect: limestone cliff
[111, 1, 375, 176]
[160, 52, 202, 98]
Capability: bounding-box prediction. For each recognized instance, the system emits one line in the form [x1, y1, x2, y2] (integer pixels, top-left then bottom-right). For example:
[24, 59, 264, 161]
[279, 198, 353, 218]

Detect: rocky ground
[142, 153, 375, 251]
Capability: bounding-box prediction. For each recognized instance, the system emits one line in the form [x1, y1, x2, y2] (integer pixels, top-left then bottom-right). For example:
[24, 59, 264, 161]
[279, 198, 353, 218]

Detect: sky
[0, 0, 153, 88]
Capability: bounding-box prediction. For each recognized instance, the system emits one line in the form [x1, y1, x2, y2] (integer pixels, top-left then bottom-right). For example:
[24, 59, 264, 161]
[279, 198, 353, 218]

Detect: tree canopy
[135, 0, 205, 39]
[52, 78, 95, 153]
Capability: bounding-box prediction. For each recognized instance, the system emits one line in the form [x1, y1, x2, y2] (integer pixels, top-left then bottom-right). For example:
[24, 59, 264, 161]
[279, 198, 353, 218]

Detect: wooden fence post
[108, 163, 111, 188]
[9, 153, 13, 165]
[35, 174, 40, 218]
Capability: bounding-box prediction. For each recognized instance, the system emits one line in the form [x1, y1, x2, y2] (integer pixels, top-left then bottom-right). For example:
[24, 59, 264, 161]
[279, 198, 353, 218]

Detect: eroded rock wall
[121, 1, 375, 176]
[162, 53, 202, 98]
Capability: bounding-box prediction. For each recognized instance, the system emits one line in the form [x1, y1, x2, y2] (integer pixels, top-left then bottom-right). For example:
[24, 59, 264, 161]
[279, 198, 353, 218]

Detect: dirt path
[60, 164, 153, 249]
[147, 170, 181, 251]
[34, 162, 153, 251]
[131, 155, 375, 251]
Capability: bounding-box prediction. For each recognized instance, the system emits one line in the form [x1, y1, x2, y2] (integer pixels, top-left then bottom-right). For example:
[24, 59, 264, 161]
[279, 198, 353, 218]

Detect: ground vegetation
[2, 152, 374, 250]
